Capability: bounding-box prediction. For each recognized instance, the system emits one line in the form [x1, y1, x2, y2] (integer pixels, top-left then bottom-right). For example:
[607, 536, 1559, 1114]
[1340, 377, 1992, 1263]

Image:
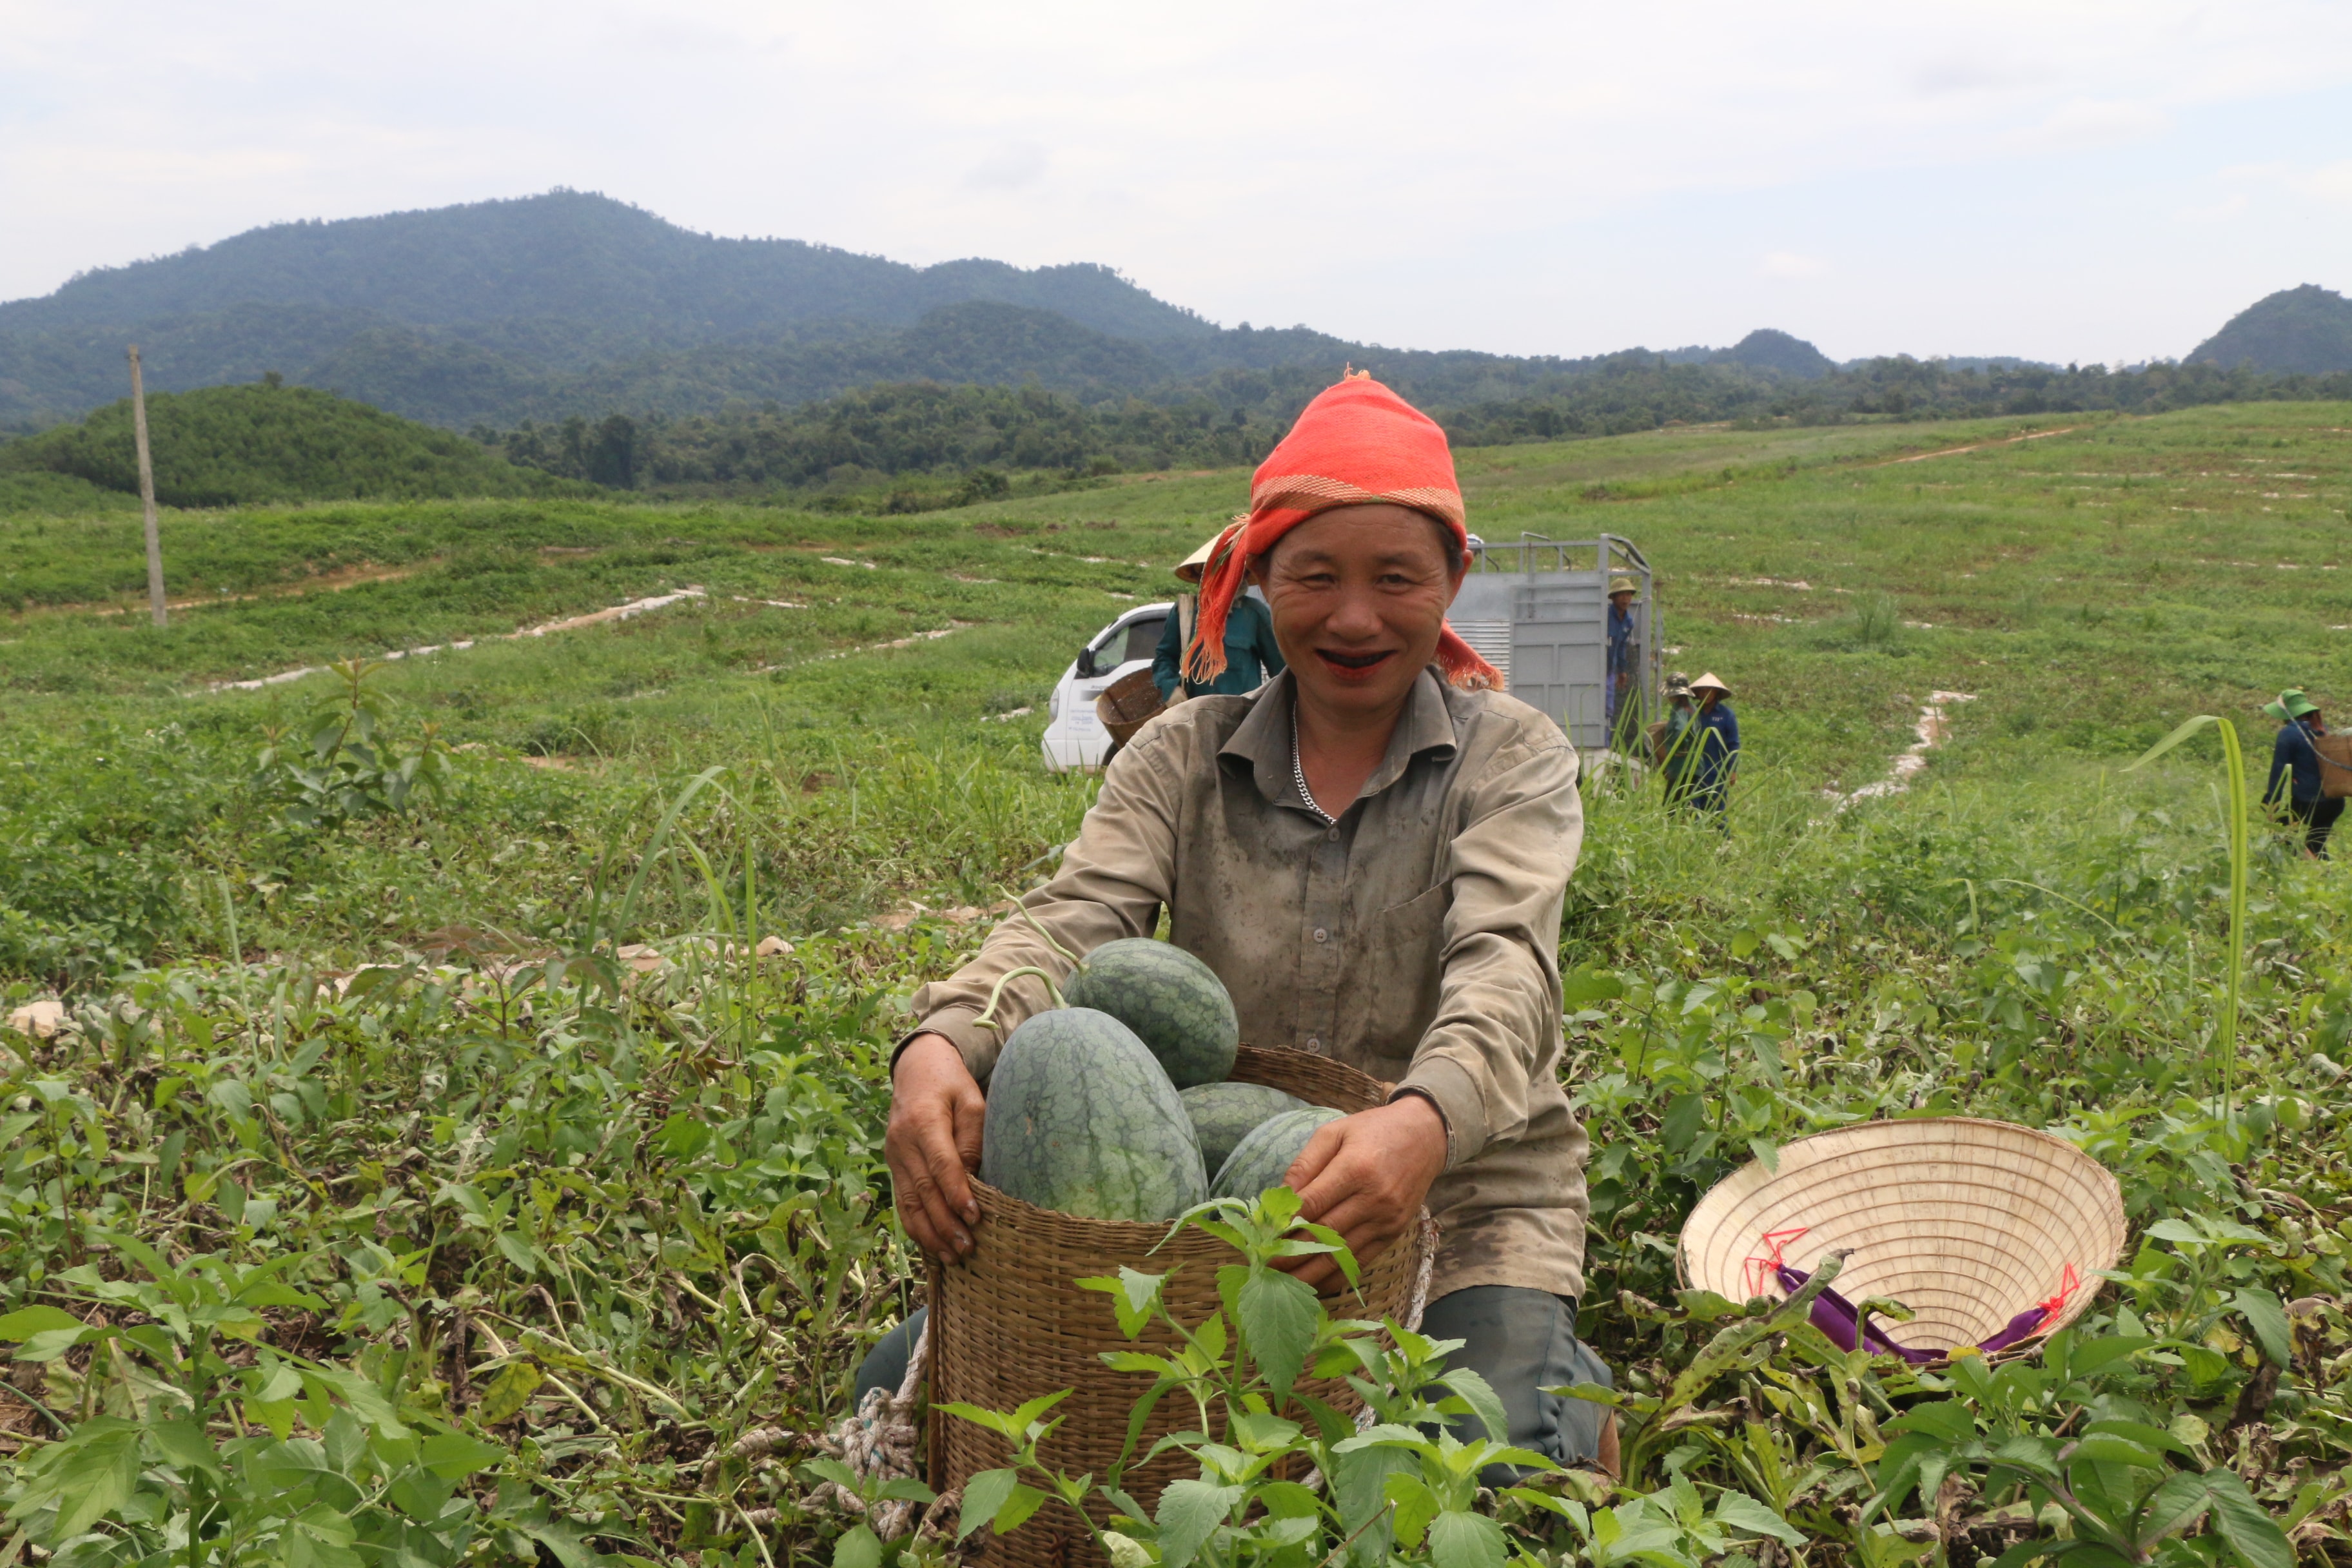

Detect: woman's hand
[885, 1033, 986, 1260]
[1280, 1095, 1448, 1291]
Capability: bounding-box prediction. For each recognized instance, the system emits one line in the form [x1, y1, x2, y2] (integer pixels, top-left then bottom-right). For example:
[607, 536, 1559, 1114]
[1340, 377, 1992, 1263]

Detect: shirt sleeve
[2268, 729, 2294, 805]
[1393, 736, 1581, 1170]
[1152, 610, 1185, 701]
[906, 728, 1186, 1083]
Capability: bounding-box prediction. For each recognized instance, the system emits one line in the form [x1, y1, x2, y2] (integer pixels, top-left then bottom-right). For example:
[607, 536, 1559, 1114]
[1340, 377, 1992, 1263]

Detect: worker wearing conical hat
[1605, 574, 1640, 745]
[1675, 672, 1739, 822]
[1152, 530, 1286, 703]
[2264, 688, 2342, 858]
[886, 371, 1614, 1479]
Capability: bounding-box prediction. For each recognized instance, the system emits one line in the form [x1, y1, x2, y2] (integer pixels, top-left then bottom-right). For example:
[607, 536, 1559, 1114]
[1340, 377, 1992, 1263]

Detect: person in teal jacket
[1150, 533, 1285, 702]
[1153, 590, 1285, 701]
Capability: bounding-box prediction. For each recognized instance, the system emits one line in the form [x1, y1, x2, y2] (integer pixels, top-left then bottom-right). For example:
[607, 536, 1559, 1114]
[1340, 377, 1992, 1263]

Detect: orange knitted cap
[1186, 371, 1501, 690]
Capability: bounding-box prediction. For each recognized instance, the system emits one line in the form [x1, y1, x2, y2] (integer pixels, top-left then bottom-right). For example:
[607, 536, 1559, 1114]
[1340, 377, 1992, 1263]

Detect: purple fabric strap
[1775, 1264, 2044, 1364]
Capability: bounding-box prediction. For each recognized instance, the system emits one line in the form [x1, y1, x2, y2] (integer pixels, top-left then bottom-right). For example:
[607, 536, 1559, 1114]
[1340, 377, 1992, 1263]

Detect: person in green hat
[2263, 688, 2342, 857]
[1606, 574, 1640, 745]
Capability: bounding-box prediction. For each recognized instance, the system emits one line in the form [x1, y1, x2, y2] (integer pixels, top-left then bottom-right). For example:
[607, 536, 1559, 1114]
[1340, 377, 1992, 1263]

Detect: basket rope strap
[811, 1317, 932, 1538]
[1402, 1214, 1440, 1334]
[1334, 1215, 1444, 1453]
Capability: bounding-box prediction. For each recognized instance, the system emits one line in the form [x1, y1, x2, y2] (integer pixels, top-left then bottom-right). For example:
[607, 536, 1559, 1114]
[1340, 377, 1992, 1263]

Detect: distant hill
[1, 189, 1214, 342]
[0, 382, 582, 507]
[2189, 284, 2352, 374]
[0, 190, 1857, 430]
[1718, 328, 1836, 379]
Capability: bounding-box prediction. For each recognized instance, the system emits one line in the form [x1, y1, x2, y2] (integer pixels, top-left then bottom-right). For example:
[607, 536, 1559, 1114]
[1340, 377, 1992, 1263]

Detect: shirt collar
[1220, 667, 1460, 812]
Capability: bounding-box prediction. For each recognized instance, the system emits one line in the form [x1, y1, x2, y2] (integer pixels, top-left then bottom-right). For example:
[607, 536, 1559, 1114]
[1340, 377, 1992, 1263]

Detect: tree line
[482, 357, 2352, 500]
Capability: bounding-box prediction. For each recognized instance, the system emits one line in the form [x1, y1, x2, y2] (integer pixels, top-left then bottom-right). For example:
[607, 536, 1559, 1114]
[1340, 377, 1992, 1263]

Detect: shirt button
[1326, 827, 1340, 843]
[1312, 928, 1328, 943]
[1306, 1036, 1322, 1052]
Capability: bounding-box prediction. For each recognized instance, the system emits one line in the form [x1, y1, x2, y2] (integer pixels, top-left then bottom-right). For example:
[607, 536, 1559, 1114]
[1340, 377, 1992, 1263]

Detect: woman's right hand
[885, 1033, 987, 1260]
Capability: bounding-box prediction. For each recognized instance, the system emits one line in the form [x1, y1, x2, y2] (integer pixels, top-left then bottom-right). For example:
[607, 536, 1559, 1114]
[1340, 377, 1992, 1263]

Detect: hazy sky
[6, 0, 2350, 364]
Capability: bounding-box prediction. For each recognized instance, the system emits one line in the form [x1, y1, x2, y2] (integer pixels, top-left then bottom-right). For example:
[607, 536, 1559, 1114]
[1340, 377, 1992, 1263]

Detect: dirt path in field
[1868, 426, 2083, 467]
[201, 587, 709, 692]
[20, 561, 429, 620]
[1837, 691, 1977, 805]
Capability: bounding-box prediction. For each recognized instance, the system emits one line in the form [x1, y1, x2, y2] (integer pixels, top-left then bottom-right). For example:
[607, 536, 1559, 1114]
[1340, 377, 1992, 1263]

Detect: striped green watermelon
[980, 1007, 1208, 1221]
[1181, 1082, 1311, 1177]
[1063, 938, 1239, 1090]
[1210, 1105, 1345, 1202]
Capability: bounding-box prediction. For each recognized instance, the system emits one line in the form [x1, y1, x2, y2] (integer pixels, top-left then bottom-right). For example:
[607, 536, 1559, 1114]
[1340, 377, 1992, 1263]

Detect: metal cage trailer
[1449, 532, 1660, 754]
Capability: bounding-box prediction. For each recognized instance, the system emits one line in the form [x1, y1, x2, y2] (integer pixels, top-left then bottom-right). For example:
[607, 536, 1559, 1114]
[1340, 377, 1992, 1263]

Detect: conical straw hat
[1678, 1117, 2124, 1355]
[1173, 531, 1226, 583]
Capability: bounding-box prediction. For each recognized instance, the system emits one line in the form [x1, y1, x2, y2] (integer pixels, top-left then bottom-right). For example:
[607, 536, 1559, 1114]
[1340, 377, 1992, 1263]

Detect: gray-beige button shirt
[909, 667, 1591, 1302]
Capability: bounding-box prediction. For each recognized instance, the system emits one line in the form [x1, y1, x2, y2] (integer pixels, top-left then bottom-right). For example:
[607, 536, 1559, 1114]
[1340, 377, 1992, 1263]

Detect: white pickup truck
[1039, 601, 1175, 773]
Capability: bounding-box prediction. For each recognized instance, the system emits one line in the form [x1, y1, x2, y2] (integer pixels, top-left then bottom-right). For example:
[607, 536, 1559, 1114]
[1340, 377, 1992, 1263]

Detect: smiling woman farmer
[880, 372, 1612, 1473]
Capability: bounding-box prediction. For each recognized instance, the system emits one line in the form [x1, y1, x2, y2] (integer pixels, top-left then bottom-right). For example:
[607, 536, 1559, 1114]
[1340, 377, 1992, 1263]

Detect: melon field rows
[2, 404, 2351, 1563]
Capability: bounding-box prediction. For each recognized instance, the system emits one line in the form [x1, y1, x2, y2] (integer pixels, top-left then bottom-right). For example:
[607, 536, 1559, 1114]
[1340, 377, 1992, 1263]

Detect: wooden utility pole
[127, 346, 166, 627]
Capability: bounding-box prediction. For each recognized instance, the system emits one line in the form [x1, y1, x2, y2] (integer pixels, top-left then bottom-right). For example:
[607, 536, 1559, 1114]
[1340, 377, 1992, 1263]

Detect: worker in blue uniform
[1676, 672, 1740, 823]
[1605, 574, 1639, 747]
[2264, 688, 2342, 858]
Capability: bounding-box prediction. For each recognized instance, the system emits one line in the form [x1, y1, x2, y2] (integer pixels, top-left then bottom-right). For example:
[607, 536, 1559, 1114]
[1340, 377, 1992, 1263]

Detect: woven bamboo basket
[1678, 1117, 2124, 1357]
[2314, 731, 2352, 800]
[1093, 667, 1165, 749]
[926, 1044, 1431, 1567]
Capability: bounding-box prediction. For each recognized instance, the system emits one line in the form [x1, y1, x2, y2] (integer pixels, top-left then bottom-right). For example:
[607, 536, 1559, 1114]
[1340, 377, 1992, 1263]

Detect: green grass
[4, 402, 2352, 1565]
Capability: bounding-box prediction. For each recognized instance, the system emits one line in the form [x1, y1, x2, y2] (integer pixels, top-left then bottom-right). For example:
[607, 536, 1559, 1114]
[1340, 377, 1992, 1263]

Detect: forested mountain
[1, 189, 1215, 342]
[1657, 329, 1840, 378]
[0, 190, 1848, 429]
[2189, 284, 2352, 374]
[6, 188, 2333, 453]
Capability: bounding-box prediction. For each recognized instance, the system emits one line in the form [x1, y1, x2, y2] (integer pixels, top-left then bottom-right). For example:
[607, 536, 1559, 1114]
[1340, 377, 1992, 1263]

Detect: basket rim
[1674, 1113, 2126, 1343]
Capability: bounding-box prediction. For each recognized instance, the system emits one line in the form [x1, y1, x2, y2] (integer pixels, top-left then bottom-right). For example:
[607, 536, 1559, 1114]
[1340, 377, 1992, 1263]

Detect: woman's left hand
[1279, 1095, 1447, 1291]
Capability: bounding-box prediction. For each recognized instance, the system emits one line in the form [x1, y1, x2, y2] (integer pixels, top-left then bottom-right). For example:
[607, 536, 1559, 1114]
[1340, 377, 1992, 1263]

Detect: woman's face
[1256, 504, 1465, 720]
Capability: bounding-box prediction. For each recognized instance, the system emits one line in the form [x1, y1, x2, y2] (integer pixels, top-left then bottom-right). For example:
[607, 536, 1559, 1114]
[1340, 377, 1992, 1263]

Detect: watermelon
[980, 1008, 1208, 1221]
[1063, 938, 1239, 1090]
[1181, 1082, 1311, 1177]
[1210, 1105, 1345, 1202]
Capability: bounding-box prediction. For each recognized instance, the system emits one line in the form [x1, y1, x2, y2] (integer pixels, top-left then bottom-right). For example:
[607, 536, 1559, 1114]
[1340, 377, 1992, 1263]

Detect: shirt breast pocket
[1352, 884, 1450, 1073]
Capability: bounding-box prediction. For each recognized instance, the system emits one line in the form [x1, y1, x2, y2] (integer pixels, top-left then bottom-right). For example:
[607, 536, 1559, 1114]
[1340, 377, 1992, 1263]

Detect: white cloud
[2011, 98, 2173, 152]
[2175, 193, 2251, 222]
[2295, 161, 2352, 203]
[966, 144, 1050, 191]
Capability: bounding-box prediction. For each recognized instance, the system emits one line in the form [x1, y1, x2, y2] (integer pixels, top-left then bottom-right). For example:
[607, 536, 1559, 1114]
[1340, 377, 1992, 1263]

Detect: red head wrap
[1185, 371, 1502, 691]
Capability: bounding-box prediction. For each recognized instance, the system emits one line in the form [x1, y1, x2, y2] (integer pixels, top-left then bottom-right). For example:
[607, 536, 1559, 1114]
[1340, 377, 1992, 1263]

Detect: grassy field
[3, 404, 2351, 1565]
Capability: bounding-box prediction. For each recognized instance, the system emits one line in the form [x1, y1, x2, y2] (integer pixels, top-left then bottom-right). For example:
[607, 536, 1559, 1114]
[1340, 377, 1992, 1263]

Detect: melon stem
[972, 965, 1067, 1032]
[999, 892, 1081, 965]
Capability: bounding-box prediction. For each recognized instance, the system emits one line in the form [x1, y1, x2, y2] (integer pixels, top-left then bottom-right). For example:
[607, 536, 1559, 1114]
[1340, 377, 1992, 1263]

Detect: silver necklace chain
[1291, 711, 1333, 825]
